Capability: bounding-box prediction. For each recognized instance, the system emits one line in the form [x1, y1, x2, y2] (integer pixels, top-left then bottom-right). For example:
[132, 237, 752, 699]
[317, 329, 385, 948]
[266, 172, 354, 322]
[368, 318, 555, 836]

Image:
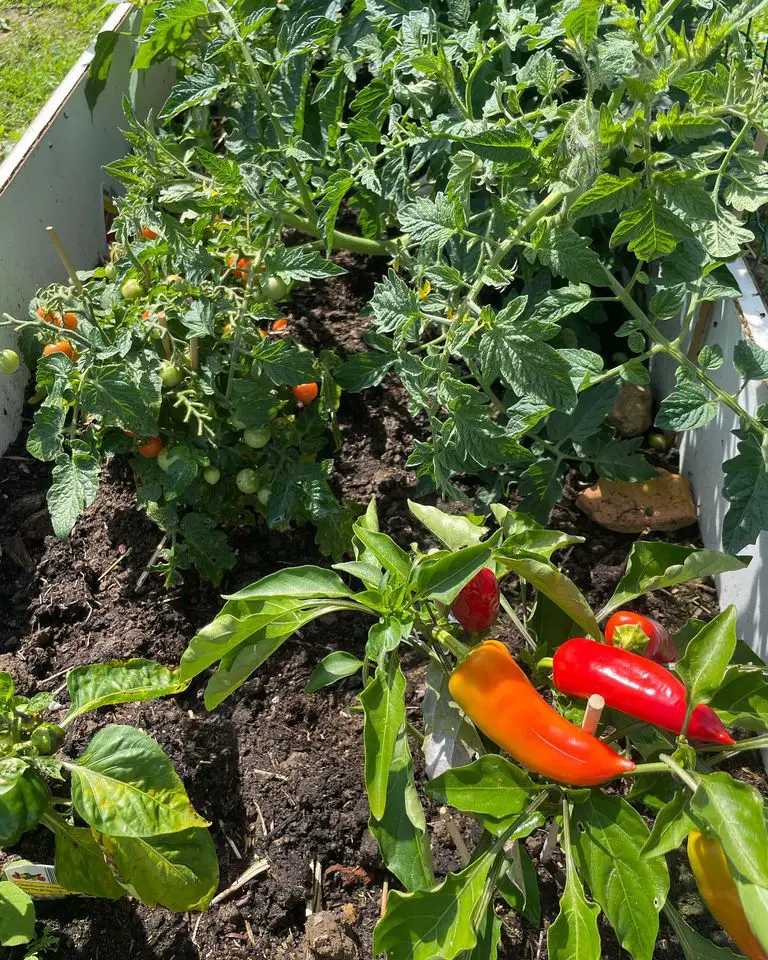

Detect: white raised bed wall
[0, 3, 174, 453]
[654, 261, 768, 661]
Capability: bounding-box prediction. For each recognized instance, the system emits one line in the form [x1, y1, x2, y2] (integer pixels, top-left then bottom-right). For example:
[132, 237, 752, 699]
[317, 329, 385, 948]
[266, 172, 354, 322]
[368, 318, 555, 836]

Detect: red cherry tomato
[137, 436, 164, 458]
[62, 312, 78, 331]
[142, 227, 158, 240]
[451, 567, 500, 633]
[293, 382, 319, 404]
[42, 341, 76, 361]
[272, 318, 288, 332]
[605, 611, 677, 663]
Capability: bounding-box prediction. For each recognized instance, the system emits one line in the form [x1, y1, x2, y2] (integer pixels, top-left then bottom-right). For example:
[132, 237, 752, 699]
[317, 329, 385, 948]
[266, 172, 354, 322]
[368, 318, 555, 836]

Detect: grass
[0, 0, 108, 160]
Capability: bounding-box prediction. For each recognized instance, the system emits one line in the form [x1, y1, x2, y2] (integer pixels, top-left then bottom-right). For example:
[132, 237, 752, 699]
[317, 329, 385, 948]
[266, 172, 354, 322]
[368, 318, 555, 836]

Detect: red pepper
[451, 567, 500, 632]
[553, 638, 734, 745]
[605, 610, 677, 663]
[449, 640, 635, 786]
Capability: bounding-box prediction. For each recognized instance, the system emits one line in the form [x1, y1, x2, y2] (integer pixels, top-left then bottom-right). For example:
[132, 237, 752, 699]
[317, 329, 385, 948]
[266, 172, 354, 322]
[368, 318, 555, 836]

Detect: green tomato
[236, 468, 260, 494]
[160, 361, 183, 388]
[257, 485, 272, 506]
[262, 276, 288, 301]
[243, 425, 270, 449]
[647, 431, 671, 452]
[104, 263, 118, 281]
[157, 447, 181, 473]
[0, 350, 20, 375]
[121, 278, 144, 301]
[203, 466, 221, 485]
[30, 723, 64, 756]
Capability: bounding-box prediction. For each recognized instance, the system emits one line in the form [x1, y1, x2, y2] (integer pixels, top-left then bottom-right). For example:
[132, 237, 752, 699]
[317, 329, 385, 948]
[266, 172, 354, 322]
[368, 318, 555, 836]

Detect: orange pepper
[448, 640, 636, 786]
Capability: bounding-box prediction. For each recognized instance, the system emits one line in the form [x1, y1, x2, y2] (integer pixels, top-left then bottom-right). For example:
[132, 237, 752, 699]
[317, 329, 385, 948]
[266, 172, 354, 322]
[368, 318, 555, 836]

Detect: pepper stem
[659, 752, 700, 792]
[536, 657, 554, 671]
[433, 627, 471, 662]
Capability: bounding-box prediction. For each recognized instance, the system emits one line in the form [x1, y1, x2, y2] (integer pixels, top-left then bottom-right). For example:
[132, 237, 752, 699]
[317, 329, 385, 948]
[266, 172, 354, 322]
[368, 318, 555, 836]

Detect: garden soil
[0, 254, 762, 960]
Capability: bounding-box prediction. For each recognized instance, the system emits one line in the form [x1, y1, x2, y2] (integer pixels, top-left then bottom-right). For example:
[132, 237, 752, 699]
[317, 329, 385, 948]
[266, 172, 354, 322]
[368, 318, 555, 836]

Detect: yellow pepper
[688, 831, 768, 960]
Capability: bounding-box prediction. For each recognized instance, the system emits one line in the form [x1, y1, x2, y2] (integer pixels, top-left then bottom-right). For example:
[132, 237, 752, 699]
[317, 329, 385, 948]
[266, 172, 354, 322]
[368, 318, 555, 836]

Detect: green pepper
[30, 723, 65, 756]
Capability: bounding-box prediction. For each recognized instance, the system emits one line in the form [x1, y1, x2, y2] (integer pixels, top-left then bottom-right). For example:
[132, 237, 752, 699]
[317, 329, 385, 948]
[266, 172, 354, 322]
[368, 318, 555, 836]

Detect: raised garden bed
[2, 4, 768, 960]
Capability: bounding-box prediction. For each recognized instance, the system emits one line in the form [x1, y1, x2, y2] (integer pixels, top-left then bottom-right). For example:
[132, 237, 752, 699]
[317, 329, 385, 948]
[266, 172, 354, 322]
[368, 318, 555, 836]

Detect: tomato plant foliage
[0, 661, 215, 947]
[9, 0, 768, 568]
[185, 499, 768, 960]
[100, 0, 767, 553]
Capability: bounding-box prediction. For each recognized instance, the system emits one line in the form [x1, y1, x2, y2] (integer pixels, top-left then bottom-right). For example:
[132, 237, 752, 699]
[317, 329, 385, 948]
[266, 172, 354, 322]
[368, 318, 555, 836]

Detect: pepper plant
[0, 659, 216, 948]
[182, 498, 768, 960]
[109, 0, 768, 554]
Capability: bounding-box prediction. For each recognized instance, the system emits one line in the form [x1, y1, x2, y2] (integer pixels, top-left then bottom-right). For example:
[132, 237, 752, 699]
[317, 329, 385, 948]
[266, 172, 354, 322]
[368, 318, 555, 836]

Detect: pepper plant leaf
[689, 772, 768, 888]
[369, 728, 434, 892]
[53, 822, 123, 899]
[99, 827, 219, 911]
[602, 542, 748, 617]
[663, 902, 743, 960]
[305, 651, 364, 693]
[360, 655, 407, 821]
[572, 792, 669, 960]
[641, 792, 696, 860]
[495, 555, 601, 639]
[373, 846, 495, 960]
[0, 882, 35, 947]
[65, 659, 189, 722]
[67, 725, 208, 837]
[548, 811, 601, 960]
[414, 541, 495, 603]
[0, 759, 49, 846]
[675, 606, 737, 706]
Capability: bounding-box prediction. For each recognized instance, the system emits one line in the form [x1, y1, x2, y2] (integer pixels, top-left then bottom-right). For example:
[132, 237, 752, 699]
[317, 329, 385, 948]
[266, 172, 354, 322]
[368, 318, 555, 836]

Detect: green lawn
[0, 0, 108, 159]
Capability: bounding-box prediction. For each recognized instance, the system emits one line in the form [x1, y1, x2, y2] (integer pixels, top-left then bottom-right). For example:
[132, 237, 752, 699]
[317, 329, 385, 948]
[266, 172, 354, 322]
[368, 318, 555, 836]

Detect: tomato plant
[0, 660, 216, 949]
[2, 80, 363, 584]
[101, 0, 768, 555]
[183, 499, 768, 960]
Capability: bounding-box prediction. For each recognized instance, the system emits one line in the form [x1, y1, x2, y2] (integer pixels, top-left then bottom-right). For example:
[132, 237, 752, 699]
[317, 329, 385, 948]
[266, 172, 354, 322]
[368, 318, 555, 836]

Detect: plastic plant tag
[4, 862, 68, 898]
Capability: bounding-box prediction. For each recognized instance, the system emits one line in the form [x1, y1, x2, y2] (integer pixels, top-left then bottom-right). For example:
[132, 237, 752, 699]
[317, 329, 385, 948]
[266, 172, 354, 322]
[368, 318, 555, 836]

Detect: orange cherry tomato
[272, 318, 288, 332]
[37, 307, 61, 326]
[293, 382, 319, 404]
[137, 436, 163, 458]
[62, 312, 78, 331]
[142, 227, 158, 240]
[42, 341, 76, 361]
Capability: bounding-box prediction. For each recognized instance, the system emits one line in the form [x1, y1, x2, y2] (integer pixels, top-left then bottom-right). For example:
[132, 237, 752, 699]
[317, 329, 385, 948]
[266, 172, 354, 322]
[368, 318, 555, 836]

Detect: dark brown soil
[0, 253, 761, 960]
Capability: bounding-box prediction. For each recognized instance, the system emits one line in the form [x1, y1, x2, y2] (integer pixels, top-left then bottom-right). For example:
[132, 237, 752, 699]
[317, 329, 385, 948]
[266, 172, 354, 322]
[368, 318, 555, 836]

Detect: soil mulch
[0, 253, 762, 960]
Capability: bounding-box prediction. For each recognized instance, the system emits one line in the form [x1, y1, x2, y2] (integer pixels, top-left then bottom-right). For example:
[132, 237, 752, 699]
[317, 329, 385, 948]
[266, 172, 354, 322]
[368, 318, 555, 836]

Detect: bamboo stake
[189, 336, 199, 371]
[46, 227, 83, 293]
[581, 694, 605, 735]
[439, 806, 471, 866]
